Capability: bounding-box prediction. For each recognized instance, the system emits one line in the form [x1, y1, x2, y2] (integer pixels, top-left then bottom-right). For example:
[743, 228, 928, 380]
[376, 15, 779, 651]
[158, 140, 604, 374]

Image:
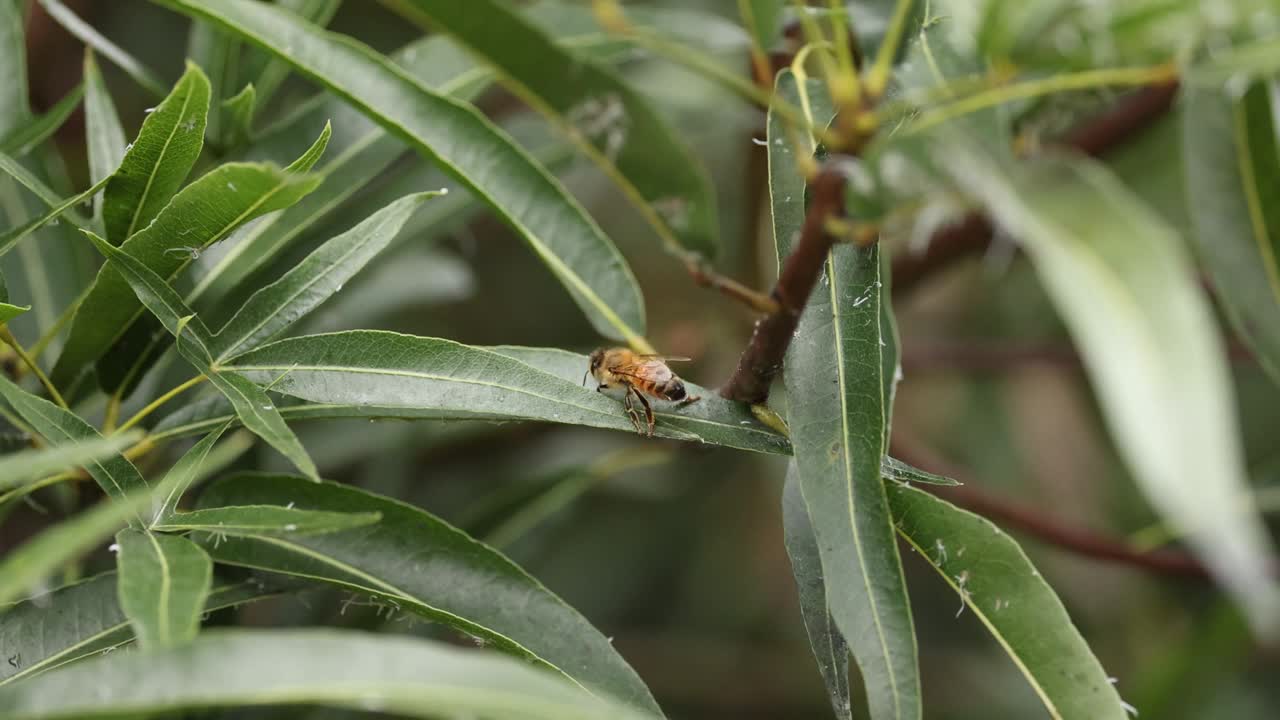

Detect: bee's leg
[633, 390, 655, 436]
[622, 387, 644, 434]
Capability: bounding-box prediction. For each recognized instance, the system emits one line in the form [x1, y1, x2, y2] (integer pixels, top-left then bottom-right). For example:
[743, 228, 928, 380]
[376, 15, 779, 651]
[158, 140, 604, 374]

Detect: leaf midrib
[143, 531, 174, 646]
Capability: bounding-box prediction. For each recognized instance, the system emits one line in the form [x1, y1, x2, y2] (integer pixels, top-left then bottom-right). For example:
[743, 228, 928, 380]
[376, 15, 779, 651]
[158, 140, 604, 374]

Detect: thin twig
[720, 165, 848, 404]
[889, 432, 1217, 579]
[0, 327, 67, 408]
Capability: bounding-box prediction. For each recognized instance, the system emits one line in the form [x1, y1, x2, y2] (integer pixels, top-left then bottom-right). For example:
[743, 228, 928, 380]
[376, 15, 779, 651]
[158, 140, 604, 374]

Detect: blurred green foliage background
[3, 1, 1279, 717]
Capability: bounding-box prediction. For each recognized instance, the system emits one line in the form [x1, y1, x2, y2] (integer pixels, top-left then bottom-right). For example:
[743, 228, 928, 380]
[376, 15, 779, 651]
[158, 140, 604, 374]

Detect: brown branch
[889, 433, 1214, 579]
[891, 81, 1180, 295]
[720, 165, 848, 404]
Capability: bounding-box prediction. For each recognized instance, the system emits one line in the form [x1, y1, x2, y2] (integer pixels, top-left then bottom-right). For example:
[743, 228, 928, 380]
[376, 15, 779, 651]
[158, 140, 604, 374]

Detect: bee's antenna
[582, 369, 589, 388]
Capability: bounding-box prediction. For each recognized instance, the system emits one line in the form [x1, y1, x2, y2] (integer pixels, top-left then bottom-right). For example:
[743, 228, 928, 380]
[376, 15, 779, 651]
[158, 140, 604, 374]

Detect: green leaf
[0, 0, 31, 138]
[0, 301, 27, 323]
[387, 0, 719, 258]
[774, 74, 922, 718]
[211, 191, 438, 361]
[0, 491, 155, 606]
[782, 465, 852, 720]
[939, 141, 1280, 634]
[101, 61, 210, 244]
[784, 241, 920, 720]
[881, 456, 961, 487]
[34, 0, 167, 97]
[0, 628, 656, 720]
[888, 482, 1129, 719]
[152, 421, 233, 524]
[220, 83, 256, 147]
[195, 473, 660, 714]
[54, 139, 325, 393]
[0, 432, 140, 492]
[0, 83, 83, 156]
[0, 176, 108, 258]
[153, 505, 381, 535]
[0, 152, 92, 230]
[155, 0, 648, 346]
[0, 573, 285, 686]
[81, 230, 319, 481]
[82, 49, 127, 227]
[1183, 81, 1280, 386]
[114, 529, 213, 649]
[223, 332, 790, 454]
[0, 375, 148, 524]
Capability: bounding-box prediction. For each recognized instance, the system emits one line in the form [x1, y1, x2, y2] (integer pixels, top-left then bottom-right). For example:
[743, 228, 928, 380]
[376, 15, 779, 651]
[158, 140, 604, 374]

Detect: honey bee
[586, 347, 701, 436]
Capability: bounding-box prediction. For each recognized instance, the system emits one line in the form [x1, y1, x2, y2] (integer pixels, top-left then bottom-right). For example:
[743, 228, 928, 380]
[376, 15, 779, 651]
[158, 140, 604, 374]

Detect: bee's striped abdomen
[658, 379, 687, 402]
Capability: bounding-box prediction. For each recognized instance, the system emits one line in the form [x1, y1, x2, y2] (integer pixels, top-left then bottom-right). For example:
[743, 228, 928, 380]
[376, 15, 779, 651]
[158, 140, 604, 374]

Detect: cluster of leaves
[0, 0, 1277, 718]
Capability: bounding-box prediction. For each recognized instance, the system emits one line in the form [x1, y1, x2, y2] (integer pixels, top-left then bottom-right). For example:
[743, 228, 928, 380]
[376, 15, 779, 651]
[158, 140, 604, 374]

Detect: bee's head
[588, 348, 605, 374]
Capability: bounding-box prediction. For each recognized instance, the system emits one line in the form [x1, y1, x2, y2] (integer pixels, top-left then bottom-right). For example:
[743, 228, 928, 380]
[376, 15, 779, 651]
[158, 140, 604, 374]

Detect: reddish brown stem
[889, 434, 1214, 579]
[720, 166, 848, 404]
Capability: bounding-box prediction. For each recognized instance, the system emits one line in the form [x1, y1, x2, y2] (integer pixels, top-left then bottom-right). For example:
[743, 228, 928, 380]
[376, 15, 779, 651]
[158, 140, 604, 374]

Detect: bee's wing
[613, 358, 675, 382]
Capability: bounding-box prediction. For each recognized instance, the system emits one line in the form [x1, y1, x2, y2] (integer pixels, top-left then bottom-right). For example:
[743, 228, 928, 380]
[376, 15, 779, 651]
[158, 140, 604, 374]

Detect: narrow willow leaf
[220, 83, 256, 147]
[881, 456, 961, 487]
[83, 50, 126, 226]
[0, 0, 31, 138]
[153, 421, 233, 524]
[54, 141, 325, 391]
[149, 394, 480, 443]
[224, 332, 790, 454]
[0, 301, 27, 323]
[154, 505, 381, 535]
[101, 61, 210, 244]
[785, 240, 920, 720]
[773, 70, 922, 718]
[0, 375, 147, 524]
[212, 191, 437, 360]
[889, 482, 1129, 719]
[0, 629, 655, 720]
[388, 0, 719, 258]
[0, 83, 83, 155]
[782, 465, 852, 720]
[0, 176, 110, 257]
[82, 231, 319, 481]
[195, 473, 660, 714]
[1183, 81, 1280, 386]
[939, 142, 1280, 634]
[115, 529, 213, 649]
[0, 492, 155, 606]
[0, 152, 92, 230]
[156, 0, 648, 346]
[0, 433, 140, 492]
[0, 573, 285, 686]
[34, 0, 167, 97]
